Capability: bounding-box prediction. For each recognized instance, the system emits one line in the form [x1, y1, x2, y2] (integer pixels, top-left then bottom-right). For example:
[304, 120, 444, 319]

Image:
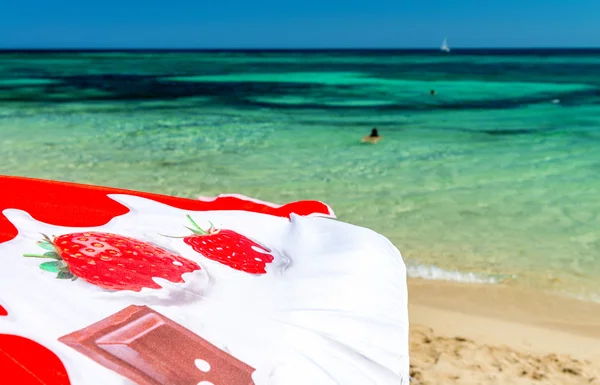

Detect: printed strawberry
[175, 215, 273, 274]
[23, 232, 200, 292]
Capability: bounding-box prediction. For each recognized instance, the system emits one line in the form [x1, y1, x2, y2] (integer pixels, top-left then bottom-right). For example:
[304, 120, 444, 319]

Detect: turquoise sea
[0, 50, 598, 300]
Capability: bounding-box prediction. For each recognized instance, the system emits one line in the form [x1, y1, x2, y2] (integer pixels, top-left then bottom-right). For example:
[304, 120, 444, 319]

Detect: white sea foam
[407, 262, 500, 284]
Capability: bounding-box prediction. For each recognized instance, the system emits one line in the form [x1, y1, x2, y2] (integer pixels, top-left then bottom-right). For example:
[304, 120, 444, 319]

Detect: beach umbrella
[0, 175, 409, 385]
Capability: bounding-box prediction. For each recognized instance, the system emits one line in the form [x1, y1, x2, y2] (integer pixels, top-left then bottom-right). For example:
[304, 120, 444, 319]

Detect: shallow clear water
[1, 50, 599, 299]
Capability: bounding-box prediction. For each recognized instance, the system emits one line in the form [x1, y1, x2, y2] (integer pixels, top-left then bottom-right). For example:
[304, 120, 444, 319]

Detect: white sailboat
[440, 37, 450, 52]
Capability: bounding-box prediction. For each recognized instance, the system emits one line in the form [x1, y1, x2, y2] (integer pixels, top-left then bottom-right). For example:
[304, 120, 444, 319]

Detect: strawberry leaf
[208, 221, 216, 231]
[23, 252, 60, 259]
[186, 215, 207, 234]
[40, 261, 61, 273]
[36, 241, 55, 251]
[57, 271, 74, 280]
[184, 225, 205, 235]
[44, 252, 60, 259]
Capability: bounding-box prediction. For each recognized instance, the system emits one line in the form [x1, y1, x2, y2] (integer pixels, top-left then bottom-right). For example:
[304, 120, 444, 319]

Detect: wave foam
[407, 263, 500, 284]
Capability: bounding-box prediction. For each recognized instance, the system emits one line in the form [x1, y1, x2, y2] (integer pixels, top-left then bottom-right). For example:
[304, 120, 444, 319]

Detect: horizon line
[1, 46, 600, 52]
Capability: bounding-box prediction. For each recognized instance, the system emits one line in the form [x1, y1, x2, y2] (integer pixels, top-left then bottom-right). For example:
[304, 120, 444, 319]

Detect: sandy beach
[408, 279, 600, 384]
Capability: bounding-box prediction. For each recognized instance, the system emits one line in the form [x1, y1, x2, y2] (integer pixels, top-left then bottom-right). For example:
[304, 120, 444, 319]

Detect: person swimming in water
[430, 89, 436, 95]
[362, 128, 382, 144]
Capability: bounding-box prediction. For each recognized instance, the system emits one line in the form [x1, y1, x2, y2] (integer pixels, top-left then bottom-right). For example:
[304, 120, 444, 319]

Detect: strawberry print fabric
[0, 176, 410, 385]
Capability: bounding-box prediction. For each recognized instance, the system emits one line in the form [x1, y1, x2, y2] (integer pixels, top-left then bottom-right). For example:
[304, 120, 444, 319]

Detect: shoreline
[408, 278, 600, 384]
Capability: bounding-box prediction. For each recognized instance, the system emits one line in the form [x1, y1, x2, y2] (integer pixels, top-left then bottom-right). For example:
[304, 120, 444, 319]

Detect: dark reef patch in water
[481, 128, 540, 136]
[0, 72, 598, 116]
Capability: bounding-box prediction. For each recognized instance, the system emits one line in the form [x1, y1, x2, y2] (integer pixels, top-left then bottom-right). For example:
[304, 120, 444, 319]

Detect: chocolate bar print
[59, 305, 255, 385]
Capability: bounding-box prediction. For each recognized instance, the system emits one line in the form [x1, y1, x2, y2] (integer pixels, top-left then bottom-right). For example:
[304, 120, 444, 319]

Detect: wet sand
[408, 279, 600, 384]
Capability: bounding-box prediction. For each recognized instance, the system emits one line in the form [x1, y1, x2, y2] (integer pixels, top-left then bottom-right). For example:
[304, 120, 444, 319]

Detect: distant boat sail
[440, 37, 450, 52]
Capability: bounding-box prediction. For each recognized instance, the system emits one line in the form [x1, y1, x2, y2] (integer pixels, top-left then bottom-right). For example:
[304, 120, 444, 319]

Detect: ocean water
[0, 50, 599, 300]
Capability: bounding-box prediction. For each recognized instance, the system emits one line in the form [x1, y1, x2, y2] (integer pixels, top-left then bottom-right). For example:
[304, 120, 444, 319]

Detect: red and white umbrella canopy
[0, 176, 409, 385]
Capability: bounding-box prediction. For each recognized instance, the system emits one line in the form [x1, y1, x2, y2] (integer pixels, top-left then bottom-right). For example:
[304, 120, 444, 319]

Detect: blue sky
[1, 0, 599, 48]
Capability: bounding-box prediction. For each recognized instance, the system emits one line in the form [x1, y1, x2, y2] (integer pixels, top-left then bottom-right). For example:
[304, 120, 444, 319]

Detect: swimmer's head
[371, 128, 379, 137]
